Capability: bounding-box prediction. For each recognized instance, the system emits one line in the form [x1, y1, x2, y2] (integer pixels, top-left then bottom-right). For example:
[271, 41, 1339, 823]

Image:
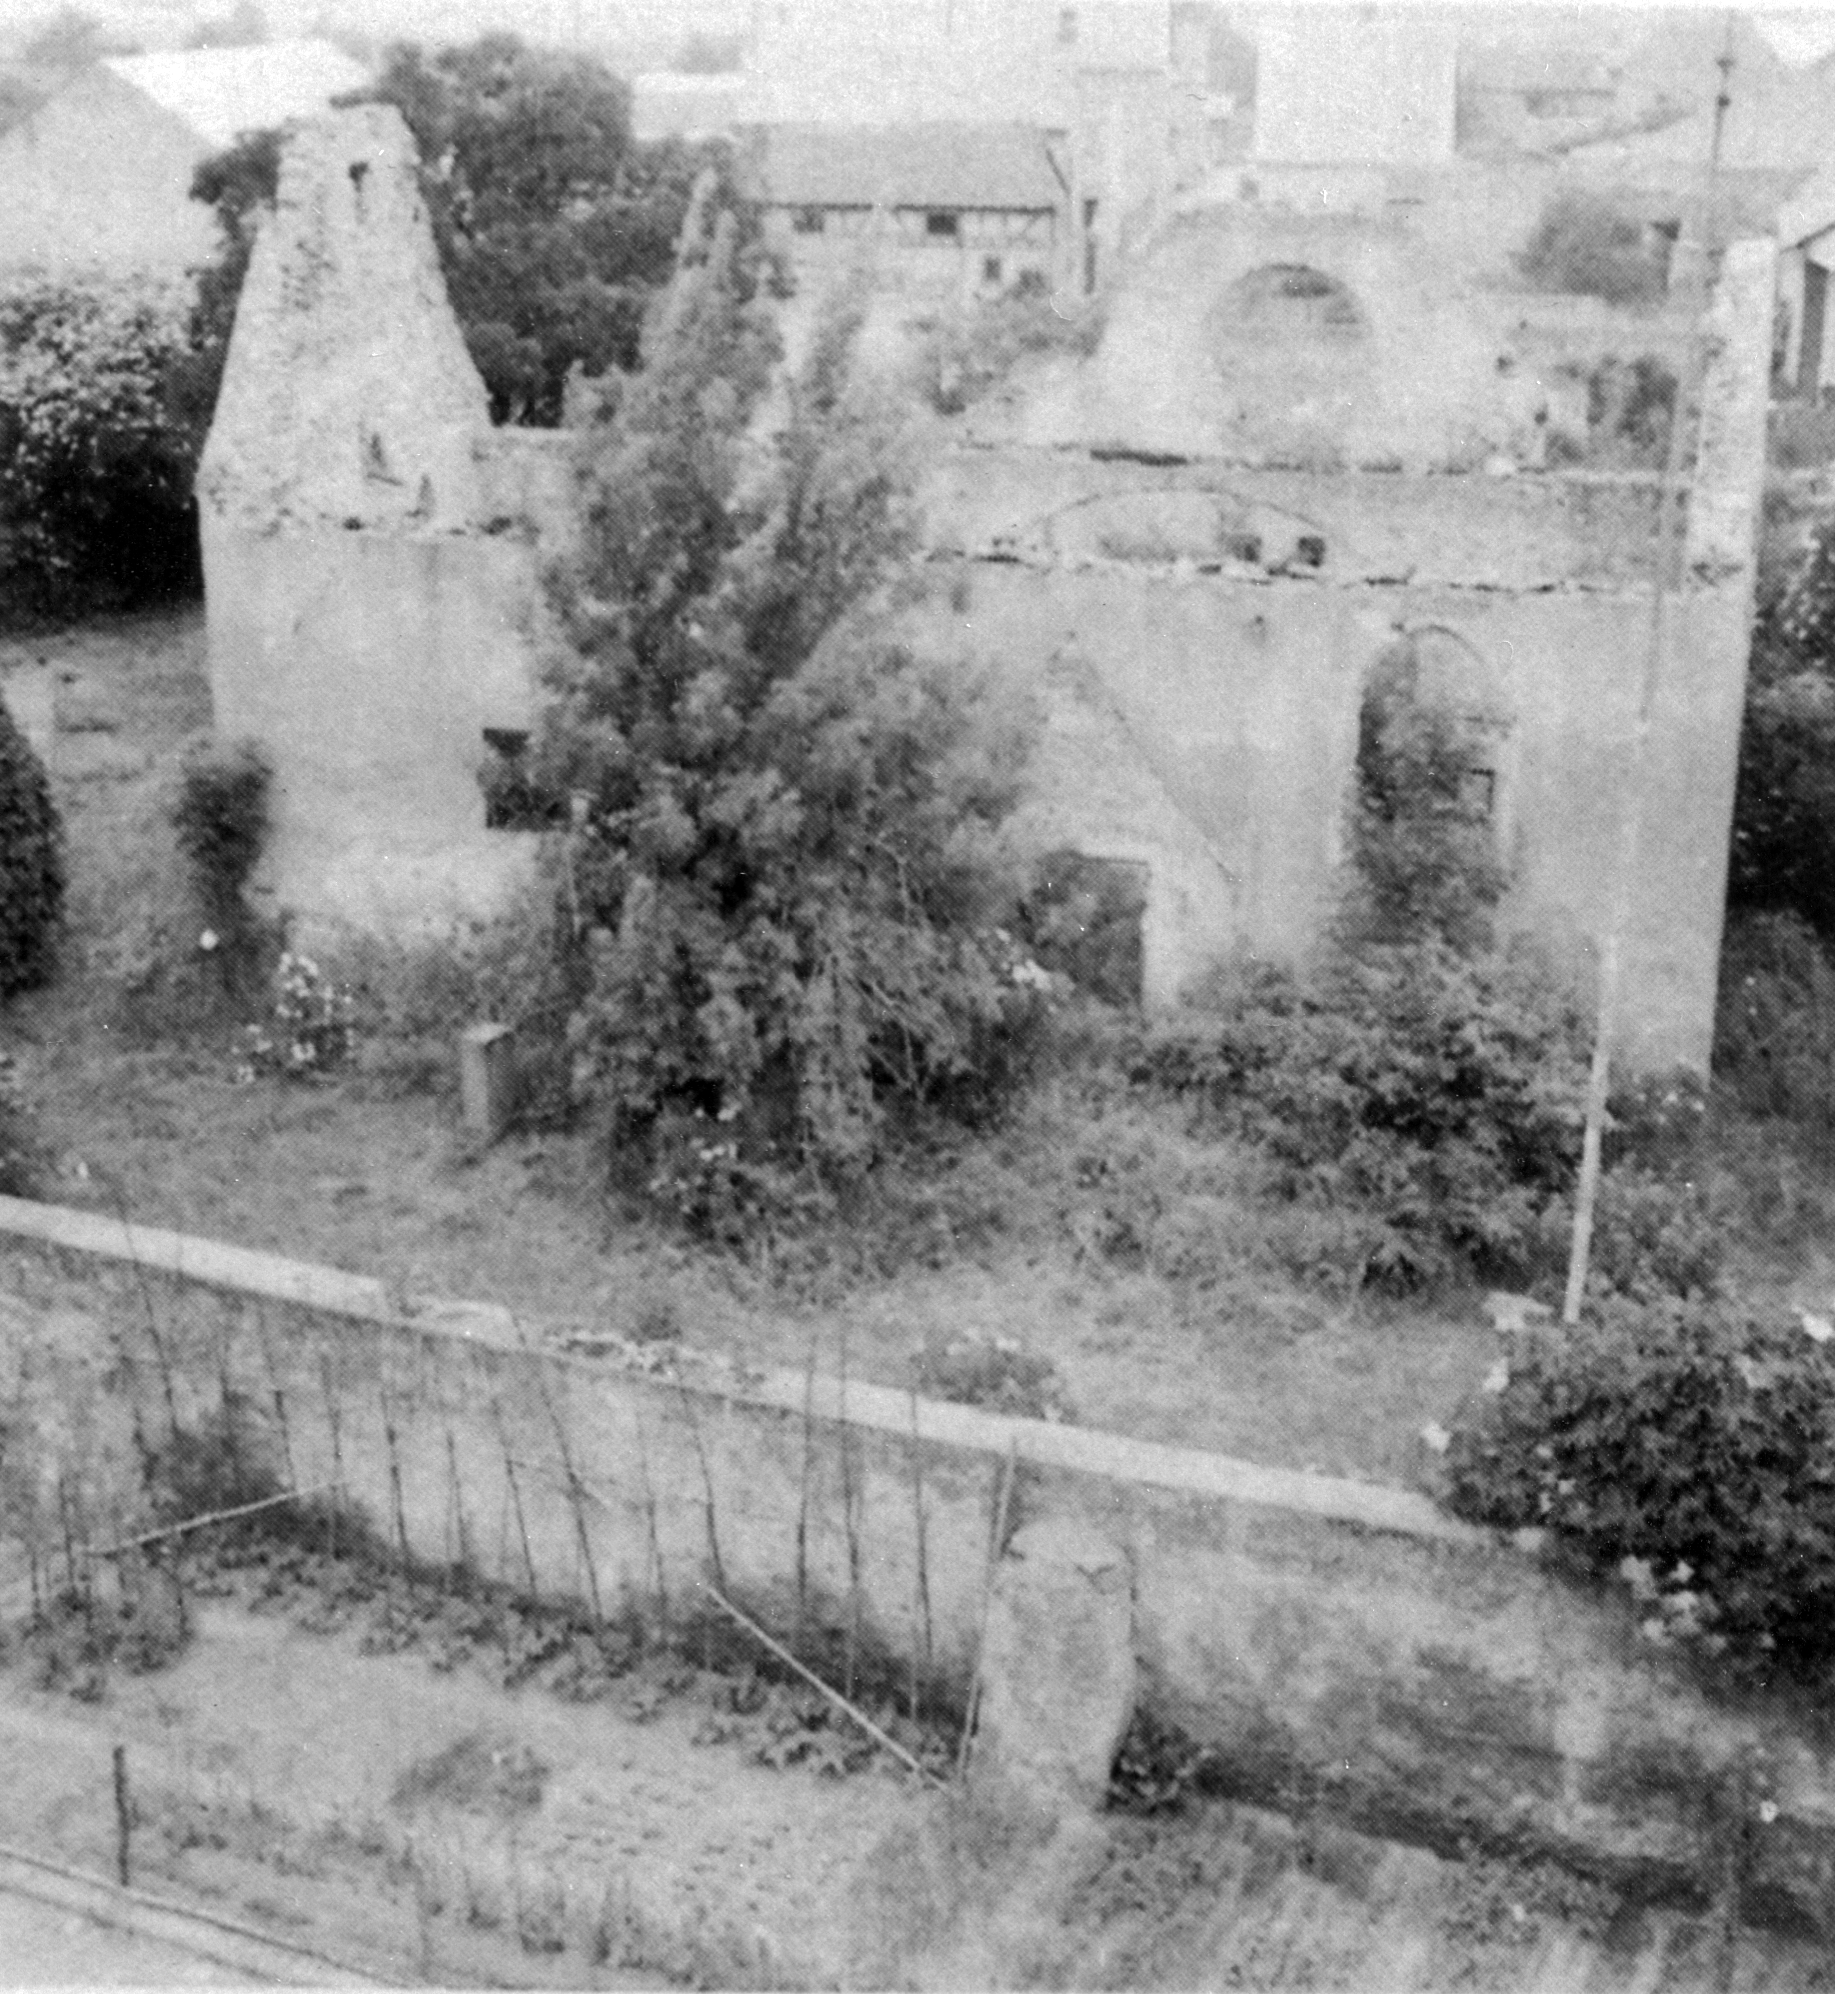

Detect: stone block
[972, 1517, 1136, 1816]
[458, 1022, 518, 1145]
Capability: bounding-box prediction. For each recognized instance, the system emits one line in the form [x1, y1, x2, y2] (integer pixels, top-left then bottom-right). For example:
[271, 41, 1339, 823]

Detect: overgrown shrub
[1142, 634, 1735, 1298]
[1019, 848, 1144, 1009]
[916, 274, 1105, 417]
[236, 952, 357, 1082]
[170, 736, 271, 995]
[0, 278, 202, 618]
[1445, 1295, 1835, 1682]
[1530, 1165, 1728, 1306]
[912, 1331, 1074, 1422]
[536, 183, 1040, 1223]
[1713, 909, 1835, 1126]
[0, 690, 63, 998]
[1516, 191, 1665, 305]
[1161, 940, 1590, 1291]
[1342, 638, 1506, 953]
[1136, 639, 1596, 1292]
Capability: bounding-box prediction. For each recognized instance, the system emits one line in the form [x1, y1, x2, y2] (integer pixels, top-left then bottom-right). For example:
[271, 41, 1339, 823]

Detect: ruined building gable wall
[199, 106, 547, 938]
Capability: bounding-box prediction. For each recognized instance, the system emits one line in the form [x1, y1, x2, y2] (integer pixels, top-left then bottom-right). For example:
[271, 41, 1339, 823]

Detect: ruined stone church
[198, 15, 1772, 1072]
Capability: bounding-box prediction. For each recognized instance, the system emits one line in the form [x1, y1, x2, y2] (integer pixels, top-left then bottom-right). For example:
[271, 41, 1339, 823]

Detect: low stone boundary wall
[2, 1196, 1832, 1929]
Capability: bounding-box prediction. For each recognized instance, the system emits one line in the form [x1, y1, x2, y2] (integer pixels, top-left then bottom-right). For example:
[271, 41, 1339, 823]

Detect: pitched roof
[102, 39, 371, 151]
[747, 122, 1063, 212]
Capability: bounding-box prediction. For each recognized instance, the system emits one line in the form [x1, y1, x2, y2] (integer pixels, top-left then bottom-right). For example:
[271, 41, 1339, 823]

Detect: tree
[182, 35, 741, 429]
[533, 182, 1036, 1224]
[0, 278, 201, 617]
[164, 126, 284, 465]
[364, 35, 727, 423]
[0, 691, 63, 999]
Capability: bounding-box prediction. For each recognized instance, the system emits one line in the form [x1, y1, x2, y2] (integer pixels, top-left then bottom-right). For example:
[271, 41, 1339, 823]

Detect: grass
[8, 605, 1835, 1495]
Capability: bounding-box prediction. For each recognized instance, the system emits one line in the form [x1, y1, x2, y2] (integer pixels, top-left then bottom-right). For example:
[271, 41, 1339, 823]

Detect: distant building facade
[744, 123, 1063, 302]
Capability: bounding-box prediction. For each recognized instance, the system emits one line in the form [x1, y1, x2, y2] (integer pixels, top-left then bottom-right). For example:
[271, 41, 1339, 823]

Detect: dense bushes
[1137, 637, 1599, 1293]
[1446, 1296, 1835, 1682]
[171, 736, 271, 987]
[0, 279, 202, 619]
[1148, 941, 1590, 1292]
[1136, 632, 1731, 1302]
[1714, 909, 1835, 1128]
[0, 691, 63, 999]
[1516, 190, 1665, 305]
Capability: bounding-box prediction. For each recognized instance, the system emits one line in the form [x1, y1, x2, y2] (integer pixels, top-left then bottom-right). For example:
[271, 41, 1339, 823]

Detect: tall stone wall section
[197, 105, 553, 938]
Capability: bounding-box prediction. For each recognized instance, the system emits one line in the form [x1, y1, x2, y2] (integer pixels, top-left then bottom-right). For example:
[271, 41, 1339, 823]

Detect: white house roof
[101, 39, 371, 151]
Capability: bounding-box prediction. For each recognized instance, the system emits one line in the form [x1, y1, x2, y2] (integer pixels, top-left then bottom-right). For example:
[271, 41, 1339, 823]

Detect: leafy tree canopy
[185, 33, 743, 427]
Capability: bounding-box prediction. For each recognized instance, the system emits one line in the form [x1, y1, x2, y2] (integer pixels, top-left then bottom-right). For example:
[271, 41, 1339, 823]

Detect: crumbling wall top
[198, 103, 492, 535]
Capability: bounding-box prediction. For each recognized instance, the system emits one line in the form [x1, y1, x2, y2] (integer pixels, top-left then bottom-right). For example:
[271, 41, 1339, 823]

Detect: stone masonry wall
[4, 1195, 1835, 1932]
[908, 230, 1776, 1064]
[198, 105, 550, 938]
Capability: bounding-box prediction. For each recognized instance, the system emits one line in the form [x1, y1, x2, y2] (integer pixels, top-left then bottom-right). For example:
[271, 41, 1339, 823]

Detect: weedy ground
[9, 608, 1835, 1492]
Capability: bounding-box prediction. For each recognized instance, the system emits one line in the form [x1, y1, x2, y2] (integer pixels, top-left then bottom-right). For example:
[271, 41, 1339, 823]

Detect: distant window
[1058, 6, 1078, 45]
[926, 210, 961, 240]
[983, 254, 1003, 285]
[792, 206, 826, 234]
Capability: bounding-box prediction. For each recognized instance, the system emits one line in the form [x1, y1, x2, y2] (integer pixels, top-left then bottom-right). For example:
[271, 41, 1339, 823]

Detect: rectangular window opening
[926, 210, 961, 240]
[1455, 766, 1498, 822]
[481, 729, 560, 832]
[792, 206, 826, 234]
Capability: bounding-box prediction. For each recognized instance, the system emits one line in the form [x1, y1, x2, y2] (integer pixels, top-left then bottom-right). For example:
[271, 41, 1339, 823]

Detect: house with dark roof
[744, 122, 1067, 300]
[0, 39, 369, 274]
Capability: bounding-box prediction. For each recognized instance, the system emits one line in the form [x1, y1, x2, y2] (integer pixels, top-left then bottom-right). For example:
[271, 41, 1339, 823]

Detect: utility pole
[1562, 11, 1738, 1322]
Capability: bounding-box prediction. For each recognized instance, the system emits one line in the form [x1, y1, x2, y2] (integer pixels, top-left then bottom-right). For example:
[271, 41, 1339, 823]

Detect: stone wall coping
[0, 1195, 1485, 1551]
[940, 443, 1671, 493]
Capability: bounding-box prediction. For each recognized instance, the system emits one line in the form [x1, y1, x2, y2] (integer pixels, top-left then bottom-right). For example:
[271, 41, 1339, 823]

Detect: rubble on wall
[197, 105, 492, 536]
